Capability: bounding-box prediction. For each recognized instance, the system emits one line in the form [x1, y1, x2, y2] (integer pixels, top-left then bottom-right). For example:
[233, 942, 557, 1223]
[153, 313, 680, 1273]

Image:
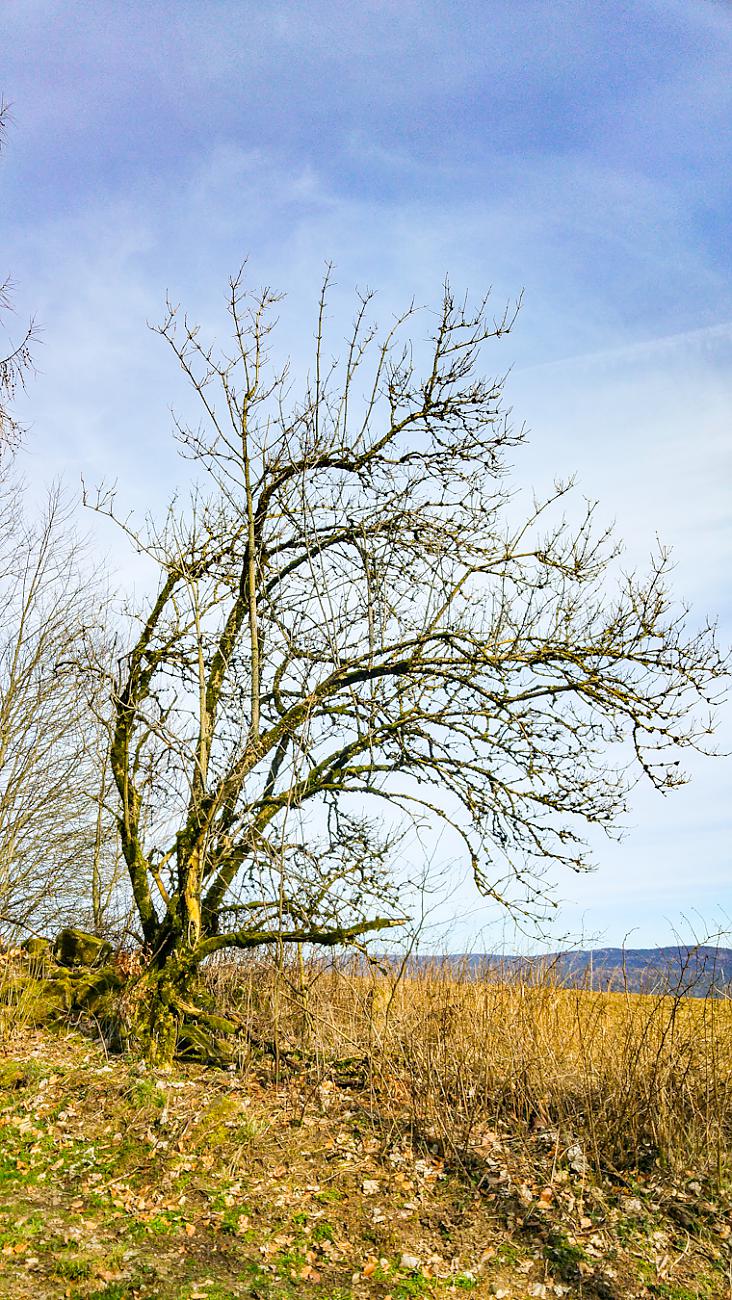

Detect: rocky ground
[0, 1026, 729, 1299]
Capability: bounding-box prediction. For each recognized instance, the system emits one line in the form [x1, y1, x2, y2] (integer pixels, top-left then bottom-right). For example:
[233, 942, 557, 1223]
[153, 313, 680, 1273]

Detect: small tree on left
[0, 478, 123, 940]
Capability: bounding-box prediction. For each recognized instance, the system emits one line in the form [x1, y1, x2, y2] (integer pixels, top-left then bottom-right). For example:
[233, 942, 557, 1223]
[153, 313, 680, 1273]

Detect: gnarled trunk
[130, 945, 239, 1067]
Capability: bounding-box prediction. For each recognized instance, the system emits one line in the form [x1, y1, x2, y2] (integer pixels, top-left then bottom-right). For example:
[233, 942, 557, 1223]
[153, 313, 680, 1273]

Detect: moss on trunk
[128, 952, 241, 1068]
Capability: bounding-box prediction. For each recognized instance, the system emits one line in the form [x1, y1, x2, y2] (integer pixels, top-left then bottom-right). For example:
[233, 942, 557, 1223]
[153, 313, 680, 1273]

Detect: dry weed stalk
[206, 950, 732, 1187]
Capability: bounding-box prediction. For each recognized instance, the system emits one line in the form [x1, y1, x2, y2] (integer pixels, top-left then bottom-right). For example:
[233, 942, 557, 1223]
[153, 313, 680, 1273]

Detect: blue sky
[2, 0, 730, 949]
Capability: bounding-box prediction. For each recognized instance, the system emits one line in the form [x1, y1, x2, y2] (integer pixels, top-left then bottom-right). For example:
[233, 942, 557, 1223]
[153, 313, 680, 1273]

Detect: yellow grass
[208, 956, 732, 1186]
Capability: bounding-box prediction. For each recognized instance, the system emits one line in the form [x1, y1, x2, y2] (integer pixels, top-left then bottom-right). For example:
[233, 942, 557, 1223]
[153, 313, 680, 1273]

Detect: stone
[400, 1254, 420, 1271]
[566, 1143, 590, 1176]
[21, 936, 51, 959]
[53, 928, 113, 968]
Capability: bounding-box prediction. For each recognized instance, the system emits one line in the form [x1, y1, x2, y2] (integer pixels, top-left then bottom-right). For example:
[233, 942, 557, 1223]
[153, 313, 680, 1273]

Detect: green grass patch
[54, 1257, 93, 1280]
[544, 1228, 588, 1281]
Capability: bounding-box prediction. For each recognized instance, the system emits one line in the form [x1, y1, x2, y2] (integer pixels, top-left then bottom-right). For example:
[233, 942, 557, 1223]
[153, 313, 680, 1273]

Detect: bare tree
[0, 477, 126, 940]
[90, 271, 727, 1063]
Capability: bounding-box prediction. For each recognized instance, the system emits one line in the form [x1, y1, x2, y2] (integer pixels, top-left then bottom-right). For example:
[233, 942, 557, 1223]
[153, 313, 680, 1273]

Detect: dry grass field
[0, 953, 730, 1298]
[209, 956, 732, 1187]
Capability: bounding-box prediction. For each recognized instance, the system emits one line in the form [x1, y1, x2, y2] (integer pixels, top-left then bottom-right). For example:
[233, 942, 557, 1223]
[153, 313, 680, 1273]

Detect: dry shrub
[206, 951, 732, 1185]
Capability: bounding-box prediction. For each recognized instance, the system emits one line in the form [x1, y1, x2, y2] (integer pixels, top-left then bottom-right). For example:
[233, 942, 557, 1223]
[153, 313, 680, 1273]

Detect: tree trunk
[130, 945, 238, 1068]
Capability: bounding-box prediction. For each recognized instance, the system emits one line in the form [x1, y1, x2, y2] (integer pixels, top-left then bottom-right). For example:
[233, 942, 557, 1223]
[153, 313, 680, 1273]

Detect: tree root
[123, 963, 251, 1068]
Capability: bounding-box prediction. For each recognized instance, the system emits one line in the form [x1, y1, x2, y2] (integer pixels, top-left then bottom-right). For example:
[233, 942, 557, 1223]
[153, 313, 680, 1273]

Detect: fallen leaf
[295, 1264, 321, 1281]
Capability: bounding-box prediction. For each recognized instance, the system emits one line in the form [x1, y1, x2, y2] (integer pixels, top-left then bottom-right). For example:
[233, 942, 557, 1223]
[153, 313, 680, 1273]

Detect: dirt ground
[0, 1026, 730, 1299]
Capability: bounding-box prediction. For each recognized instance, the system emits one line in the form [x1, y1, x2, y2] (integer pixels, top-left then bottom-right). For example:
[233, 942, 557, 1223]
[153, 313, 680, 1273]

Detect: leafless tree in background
[88, 270, 728, 1063]
[0, 479, 127, 940]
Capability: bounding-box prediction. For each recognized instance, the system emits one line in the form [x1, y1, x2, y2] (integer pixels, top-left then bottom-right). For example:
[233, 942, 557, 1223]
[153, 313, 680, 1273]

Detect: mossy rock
[21, 936, 52, 959]
[53, 928, 113, 968]
[51, 963, 120, 1002]
[0, 969, 71, 1026]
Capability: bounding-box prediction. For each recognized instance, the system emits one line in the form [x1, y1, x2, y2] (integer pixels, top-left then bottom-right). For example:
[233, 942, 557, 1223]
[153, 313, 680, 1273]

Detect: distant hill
[452, 946, 732, 997]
